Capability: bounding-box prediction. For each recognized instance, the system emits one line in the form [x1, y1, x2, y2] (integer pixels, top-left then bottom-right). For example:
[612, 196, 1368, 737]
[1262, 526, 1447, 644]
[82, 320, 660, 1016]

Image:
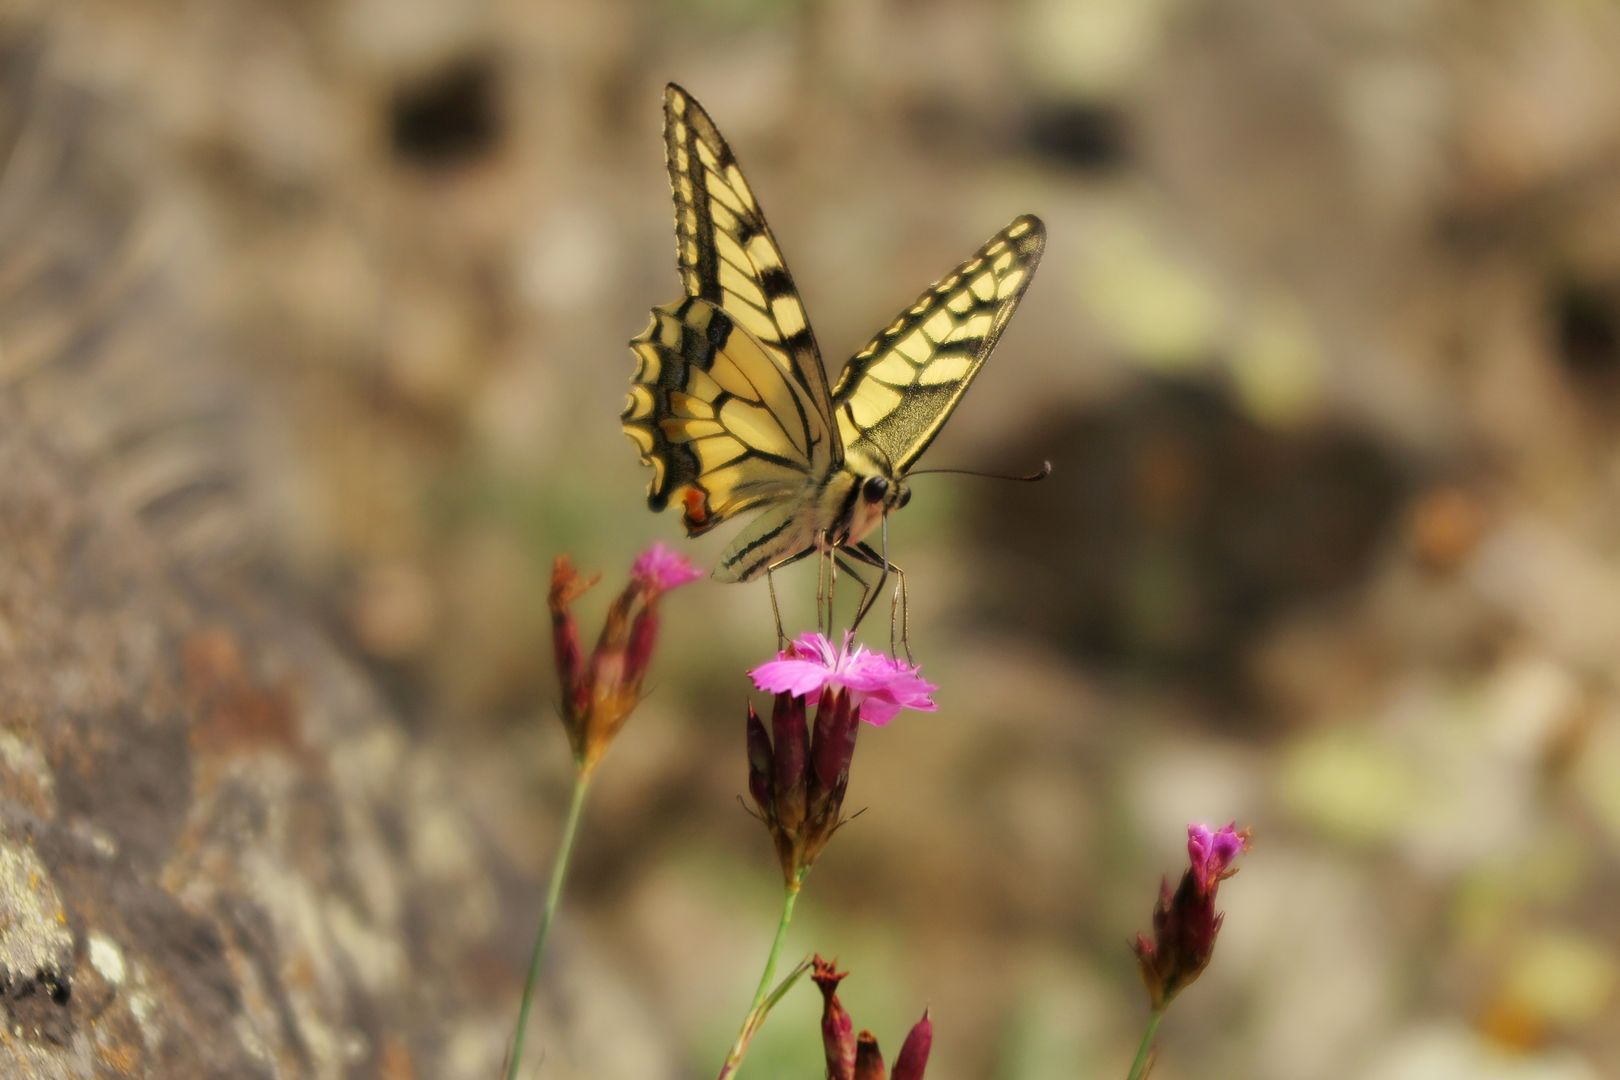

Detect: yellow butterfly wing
[661, 82, 842, 468]
[624, 297, 829, 536]
[833, 215, 1045, 473]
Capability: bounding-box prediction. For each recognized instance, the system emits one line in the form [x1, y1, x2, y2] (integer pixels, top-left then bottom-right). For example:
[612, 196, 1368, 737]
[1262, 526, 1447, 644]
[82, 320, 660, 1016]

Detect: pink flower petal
[786, 632, 840, 667]
[1187, 822, 1250, 894]
[748, 631, 936, 725]
[631, 542, 703, 593]
[856, 697, 902, 726]
[750, 657, 835, 699]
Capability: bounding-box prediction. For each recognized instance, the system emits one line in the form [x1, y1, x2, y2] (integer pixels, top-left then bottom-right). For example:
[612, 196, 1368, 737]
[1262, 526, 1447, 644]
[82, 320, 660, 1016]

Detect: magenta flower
[749, 632, 937, 726]
[1187, 823, 1249, 896]
[550, 543, 699, 773]
[631, 541, 703, 594]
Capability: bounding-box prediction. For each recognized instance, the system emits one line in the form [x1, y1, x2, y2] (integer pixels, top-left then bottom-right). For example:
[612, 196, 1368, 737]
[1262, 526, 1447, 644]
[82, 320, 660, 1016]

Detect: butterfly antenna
[907, 460, 1052, 483]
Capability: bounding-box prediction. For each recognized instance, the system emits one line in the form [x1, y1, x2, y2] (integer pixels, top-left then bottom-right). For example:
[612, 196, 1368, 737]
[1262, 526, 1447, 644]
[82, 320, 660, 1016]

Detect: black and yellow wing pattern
[624, 83, 843, 536]
[625, 83, 1045, 588]
[661, 83, 837, 444]
[624, 295, 831, 534]
[833, 215, 1045, 473]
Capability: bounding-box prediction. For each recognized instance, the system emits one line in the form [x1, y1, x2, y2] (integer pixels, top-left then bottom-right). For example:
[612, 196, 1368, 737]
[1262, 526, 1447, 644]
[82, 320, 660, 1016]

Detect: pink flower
[631, 541, 703, 594]
[749, 632, 937, 726]
[1187, 823, 1250, 896]
[1132, 821, 1252, 1011]
[550, 544, 700, 773]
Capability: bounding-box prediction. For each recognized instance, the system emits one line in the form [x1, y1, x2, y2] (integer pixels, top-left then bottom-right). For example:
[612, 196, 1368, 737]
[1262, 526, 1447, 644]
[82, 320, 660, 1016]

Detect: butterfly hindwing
[833, 214, 1045, 473]
[625, 297, 829, 536]
[663, 82, 842, 468]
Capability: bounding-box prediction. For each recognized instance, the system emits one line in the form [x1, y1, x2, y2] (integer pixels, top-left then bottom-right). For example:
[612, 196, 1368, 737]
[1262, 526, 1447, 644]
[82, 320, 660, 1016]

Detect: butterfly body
[624, 83, 1043, 596]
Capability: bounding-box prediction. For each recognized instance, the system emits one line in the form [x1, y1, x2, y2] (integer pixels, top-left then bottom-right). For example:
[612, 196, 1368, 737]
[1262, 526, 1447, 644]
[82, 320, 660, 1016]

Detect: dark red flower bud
[749, 686, 863, 882]
[550, 598, 584, 707]
[771, 692, 808, 835]
[1132, 824, 1249, 1010]
[745, 705, 773, 814]
[810, 959, 937, 1080]
[810, 688, 858, 800]
[854, 1030, 886, 1080]
[624, 603, 659, 694]
[890, 1010, 932, 1080]
[813, 956, 855, 1080]
[549, 557, 598, 753]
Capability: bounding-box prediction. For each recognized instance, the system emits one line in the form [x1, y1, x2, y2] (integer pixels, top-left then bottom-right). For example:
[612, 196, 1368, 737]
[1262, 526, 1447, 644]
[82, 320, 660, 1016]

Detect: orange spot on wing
[683, 488, 710, 525]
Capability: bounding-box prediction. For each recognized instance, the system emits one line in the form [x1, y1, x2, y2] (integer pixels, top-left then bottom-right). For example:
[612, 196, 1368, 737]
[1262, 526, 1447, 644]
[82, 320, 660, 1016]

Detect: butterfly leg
[765, 546, 817, 649]
[766, 564, 787, 650]
[833, 550, 875, 639]
[814, 544, 830, 637]
[824, 546, 834, 636]
[896, 567, 911, 662]
[850, 541, 910, 662]
[846, 551, 885, 639]
[818, 536, 844, 638]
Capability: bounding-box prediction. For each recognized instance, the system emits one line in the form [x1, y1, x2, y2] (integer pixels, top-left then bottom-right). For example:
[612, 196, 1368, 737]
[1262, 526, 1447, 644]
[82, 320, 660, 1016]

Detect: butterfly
[623, 82, 1044, 637]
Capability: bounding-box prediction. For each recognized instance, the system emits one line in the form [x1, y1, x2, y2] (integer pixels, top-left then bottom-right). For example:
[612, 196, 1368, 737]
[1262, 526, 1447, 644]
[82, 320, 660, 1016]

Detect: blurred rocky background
[3, 0, 1620, 1077]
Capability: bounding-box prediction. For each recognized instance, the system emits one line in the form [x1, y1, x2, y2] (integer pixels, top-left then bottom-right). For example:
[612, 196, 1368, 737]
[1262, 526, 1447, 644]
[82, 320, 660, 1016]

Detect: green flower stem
[506, 768, 593, 1080]
[716, 868, 809, 1079]
[1125, 1009, 1165, 1080]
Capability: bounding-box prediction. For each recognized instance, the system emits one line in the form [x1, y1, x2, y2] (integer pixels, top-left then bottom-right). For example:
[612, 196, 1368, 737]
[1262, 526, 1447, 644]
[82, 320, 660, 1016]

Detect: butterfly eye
[862, 476, 889, 504]
[896, 486, 911, 509]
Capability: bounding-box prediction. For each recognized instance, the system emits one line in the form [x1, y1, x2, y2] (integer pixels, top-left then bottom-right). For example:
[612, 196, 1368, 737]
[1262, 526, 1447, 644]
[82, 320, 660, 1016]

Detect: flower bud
[749, 688, 862, 883]
[1132, 823, 1251, 1011]
[624, 603, 660, 694]
[619, 542, 701, 695]
[811, 956, 935, 1080]
[771, 692, 809, 836]
[891, 1010, 932, 1080]
[549, 557, 599, 754]
[854, 1031, 885, 1080]
[813, 956, 855, 1080]
[546, 545, 698, 773]
[745, 704, 773, 814]
[810, 687, 858, 803]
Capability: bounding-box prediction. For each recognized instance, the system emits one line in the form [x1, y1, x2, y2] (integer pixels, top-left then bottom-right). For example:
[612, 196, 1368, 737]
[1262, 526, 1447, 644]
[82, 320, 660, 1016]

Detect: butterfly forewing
[625, 297, 827, 534]
[833, 215, 1045, 473]
[663, 83, 842, 468]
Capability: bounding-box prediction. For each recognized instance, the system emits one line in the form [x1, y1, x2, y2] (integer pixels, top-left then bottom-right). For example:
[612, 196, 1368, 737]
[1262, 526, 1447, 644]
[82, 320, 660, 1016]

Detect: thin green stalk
[506, 769, 593, 1080]
[1125, 1009, 1165, 1080]
[716, 869, 808, 1079]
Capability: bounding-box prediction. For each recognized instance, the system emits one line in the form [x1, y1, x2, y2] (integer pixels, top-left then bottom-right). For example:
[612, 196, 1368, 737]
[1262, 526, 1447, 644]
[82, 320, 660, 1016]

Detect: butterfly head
[835, 454, 912, 548]
[859, 474, 911, 513]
